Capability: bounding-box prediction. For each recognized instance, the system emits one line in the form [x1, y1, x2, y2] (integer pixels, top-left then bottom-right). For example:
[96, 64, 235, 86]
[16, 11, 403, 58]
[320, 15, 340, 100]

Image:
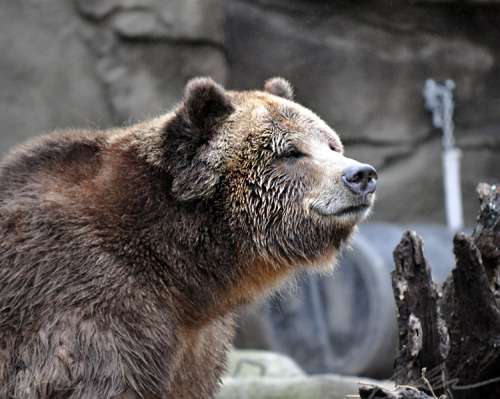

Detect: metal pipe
[423, 79, 464, 231]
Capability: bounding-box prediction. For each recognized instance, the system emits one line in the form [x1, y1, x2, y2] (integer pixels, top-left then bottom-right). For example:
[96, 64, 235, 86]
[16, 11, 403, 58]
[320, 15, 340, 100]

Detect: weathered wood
[441, 184, 500, 398]
[380, 183, 500, 399]
[472, 183, 500, 305]
[391, 231, 450, 396]
[359, 385, 435, 399]
[443, 233, 500, 399]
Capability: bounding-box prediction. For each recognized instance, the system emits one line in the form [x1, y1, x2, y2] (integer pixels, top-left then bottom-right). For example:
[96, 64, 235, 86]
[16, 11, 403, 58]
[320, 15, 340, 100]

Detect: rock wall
[0, 0, 226, 150]
[1, 0, 499, 225]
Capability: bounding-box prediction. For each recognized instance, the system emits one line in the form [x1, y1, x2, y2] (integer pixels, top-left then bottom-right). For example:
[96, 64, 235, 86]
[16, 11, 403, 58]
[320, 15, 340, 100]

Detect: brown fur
[0, 78, 375, 398]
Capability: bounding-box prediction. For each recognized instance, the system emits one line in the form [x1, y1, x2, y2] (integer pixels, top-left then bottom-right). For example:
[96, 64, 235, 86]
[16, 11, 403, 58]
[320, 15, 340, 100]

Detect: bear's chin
[311, 203, 373, 225]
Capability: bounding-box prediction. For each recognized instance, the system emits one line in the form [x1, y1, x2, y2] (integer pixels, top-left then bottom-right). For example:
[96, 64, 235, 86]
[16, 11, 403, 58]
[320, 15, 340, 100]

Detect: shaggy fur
[0, 78, 376, 398]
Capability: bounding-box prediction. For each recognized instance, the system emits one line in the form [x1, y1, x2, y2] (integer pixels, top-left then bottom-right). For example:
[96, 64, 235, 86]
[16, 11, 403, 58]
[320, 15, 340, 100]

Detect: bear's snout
[342, 164, 377, 196]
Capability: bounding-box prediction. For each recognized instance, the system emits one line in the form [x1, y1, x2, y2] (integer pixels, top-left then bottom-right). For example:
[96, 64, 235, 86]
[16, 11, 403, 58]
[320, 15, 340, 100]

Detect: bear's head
[161, 77, 377, 270]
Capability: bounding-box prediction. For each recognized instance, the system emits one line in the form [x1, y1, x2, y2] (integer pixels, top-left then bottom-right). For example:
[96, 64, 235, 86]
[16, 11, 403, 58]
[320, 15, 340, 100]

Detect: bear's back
[0, 130, 108, 204]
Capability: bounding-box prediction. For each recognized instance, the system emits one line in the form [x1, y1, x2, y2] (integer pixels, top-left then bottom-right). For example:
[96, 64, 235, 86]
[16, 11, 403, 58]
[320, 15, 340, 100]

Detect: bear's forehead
[249, 94, 342, 147]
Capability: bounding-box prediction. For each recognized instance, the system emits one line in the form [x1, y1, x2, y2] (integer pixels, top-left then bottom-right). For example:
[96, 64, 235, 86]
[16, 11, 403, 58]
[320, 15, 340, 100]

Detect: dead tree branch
[363, 183, 500, 399]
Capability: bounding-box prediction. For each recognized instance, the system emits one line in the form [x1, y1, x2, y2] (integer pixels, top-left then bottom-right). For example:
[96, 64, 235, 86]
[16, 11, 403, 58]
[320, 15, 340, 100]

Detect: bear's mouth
[333, 203, 370, 217]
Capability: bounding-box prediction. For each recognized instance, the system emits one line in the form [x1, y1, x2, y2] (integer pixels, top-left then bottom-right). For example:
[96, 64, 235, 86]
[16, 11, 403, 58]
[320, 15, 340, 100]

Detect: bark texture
[362, 183, 500, 398]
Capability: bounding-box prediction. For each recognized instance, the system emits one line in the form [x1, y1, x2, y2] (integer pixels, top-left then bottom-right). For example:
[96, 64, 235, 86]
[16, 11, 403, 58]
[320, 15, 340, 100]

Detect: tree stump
[361, 183, 500, 399]
[391, 230, 452, 398]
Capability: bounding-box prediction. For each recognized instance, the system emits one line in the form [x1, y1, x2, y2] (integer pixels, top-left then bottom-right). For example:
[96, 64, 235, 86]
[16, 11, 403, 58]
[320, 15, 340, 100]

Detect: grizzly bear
[0, 78, 376, 398]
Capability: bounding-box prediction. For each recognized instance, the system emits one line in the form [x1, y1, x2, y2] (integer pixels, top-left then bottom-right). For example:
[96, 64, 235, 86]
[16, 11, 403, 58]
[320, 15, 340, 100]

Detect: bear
[0, 77, 377, 398]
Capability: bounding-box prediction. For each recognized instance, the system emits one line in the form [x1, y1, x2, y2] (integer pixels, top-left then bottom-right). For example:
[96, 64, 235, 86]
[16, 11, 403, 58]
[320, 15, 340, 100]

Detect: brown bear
[0, 78, 376, 398]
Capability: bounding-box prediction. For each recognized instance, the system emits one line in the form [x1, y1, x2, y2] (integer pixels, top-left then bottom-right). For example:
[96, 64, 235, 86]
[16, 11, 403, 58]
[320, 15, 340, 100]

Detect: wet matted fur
[0, 78, 376, 398]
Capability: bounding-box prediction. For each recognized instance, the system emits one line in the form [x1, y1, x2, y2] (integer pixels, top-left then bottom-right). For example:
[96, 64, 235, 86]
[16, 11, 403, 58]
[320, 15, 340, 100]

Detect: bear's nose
[342, 164, 377, 196]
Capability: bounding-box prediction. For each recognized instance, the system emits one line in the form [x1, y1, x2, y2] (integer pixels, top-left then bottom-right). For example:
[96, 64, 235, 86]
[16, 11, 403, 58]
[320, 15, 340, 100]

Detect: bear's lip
[310, 202, 371, 217]
[332, 203, 370, 217]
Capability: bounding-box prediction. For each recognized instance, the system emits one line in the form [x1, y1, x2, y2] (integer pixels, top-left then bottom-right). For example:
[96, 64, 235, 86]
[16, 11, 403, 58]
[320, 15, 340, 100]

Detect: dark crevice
[114, 35, 225, 51]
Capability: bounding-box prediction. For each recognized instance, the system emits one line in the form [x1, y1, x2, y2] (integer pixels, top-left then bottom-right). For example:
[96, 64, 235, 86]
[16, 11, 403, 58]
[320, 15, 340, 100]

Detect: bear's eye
[329, 143, 341, 153]
[280, 148, 305, 160]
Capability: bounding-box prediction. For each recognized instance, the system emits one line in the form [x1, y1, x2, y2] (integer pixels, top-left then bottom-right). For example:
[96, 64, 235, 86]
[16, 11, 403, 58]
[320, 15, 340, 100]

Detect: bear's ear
[264, 77, 294, 100]
[182, 77, 234, 135]
[166, 78, 233, 202]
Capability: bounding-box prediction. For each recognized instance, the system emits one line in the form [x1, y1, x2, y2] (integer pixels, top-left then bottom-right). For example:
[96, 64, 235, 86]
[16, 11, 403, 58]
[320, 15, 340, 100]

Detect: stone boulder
[219, 349, 388, 399]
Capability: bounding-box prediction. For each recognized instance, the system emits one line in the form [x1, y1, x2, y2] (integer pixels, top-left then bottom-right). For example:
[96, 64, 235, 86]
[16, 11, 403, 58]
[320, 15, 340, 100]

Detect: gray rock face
[0, 1, 112, 150]
[1, 0, 499, 226]
[76, 0, 224, 42]
[0, 0, 226, 152]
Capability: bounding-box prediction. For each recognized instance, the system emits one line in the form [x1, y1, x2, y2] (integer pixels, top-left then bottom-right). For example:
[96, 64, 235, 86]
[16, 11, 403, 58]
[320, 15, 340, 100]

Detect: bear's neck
[148, 204, 292, 327]
[94, 140, 289, 328]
